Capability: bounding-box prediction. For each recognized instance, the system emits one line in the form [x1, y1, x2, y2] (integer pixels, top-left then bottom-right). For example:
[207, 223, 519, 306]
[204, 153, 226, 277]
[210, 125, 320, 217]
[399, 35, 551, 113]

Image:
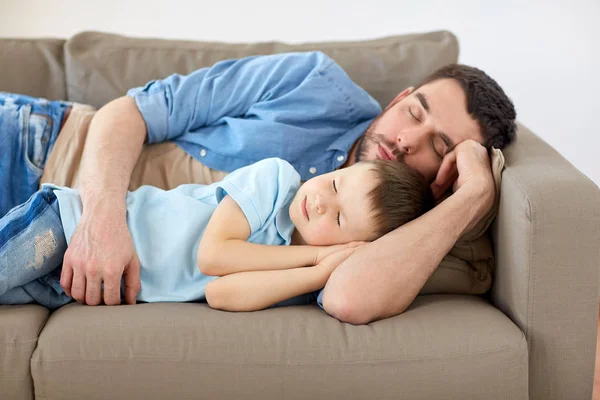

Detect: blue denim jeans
[0, 92, 71, 218]
[0, 187, 73, 309]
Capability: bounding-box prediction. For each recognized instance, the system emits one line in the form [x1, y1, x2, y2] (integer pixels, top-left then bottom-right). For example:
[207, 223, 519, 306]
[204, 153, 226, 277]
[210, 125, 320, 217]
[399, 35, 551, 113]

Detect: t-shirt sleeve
[126, 52, 333, 144]
[315, 289, 325, 310]
[214, 158, 300, 236]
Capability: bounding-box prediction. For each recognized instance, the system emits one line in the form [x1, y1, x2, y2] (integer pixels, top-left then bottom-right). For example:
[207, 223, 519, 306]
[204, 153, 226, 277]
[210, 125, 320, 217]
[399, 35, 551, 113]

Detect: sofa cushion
[0, 38, 67, 100]
[64, 30, 458, 109]
[0, 305, 50, 400]
[31, 296, 527, 400]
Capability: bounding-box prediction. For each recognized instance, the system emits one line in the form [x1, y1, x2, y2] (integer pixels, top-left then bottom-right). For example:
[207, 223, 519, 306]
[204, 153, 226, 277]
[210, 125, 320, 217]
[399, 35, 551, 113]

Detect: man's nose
[397, 125, 428, 155]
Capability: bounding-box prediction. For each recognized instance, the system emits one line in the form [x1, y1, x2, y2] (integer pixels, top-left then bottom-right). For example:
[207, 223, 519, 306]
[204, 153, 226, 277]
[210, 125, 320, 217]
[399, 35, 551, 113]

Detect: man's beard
[355, 121, 404, 163]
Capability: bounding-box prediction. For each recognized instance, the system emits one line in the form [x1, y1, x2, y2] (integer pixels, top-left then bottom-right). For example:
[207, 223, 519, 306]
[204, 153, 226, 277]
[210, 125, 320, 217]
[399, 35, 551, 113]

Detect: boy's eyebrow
[415, 92, 455, 150]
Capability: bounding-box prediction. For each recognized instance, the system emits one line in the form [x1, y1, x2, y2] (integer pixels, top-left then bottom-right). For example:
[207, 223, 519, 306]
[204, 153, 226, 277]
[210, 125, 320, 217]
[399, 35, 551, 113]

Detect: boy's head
[289, 160, 433, 246]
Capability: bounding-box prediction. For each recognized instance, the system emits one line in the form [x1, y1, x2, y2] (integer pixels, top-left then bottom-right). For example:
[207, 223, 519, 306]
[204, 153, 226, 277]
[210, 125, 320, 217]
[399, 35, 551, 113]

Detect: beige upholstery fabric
[0, 305, 50, 400]
[0, 38, 66, 100]
[64, 30, 458, 109]
[31, 295, 527, 400]
[491, 123, 600, 400]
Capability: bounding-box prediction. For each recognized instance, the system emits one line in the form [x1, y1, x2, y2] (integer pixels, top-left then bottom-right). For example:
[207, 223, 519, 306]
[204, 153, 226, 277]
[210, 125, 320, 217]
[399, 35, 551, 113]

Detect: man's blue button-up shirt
[127, 51, 382, 181]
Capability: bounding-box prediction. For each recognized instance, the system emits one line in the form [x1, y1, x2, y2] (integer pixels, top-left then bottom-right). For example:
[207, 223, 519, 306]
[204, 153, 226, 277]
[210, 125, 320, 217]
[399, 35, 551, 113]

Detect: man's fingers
[85, 274, 103, 306]
[70, 268, 86, 304]
[124, 254, 141, 305]
[431, 152, 458, 199]
[102, 271, 122, 306]
[59, 263, 74, 297]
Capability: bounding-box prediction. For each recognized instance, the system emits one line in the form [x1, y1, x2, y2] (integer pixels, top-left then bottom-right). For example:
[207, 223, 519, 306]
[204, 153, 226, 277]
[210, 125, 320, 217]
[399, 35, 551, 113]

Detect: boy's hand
[315, 246, 361, 281]
[314, 241, 366, 266]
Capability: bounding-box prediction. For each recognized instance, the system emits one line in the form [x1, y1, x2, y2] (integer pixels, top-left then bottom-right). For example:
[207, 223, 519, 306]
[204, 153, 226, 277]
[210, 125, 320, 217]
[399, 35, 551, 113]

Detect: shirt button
[337, 155, 345, 162]
[309, 167, 317, 174]
[200, 149, 207, 157]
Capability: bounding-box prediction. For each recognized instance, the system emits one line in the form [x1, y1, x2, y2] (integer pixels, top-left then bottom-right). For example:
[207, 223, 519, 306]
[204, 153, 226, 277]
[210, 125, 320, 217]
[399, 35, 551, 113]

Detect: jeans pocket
[22, 105, 53, 174]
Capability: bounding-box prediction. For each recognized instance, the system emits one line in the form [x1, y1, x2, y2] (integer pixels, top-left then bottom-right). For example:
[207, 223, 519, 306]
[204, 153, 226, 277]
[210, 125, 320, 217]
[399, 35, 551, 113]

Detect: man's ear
[384, 87, 414, 112]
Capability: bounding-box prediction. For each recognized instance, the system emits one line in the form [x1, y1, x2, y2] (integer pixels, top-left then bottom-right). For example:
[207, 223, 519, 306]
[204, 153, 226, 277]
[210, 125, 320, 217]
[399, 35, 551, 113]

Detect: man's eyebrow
[415, 92, 429, 113]
[415, 92, 456, 150]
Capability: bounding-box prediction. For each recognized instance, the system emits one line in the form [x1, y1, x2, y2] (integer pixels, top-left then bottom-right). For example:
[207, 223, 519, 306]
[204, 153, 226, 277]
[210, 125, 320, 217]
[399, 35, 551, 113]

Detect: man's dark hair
[418, 64, 517, 150]
[366, 160, 434, 238]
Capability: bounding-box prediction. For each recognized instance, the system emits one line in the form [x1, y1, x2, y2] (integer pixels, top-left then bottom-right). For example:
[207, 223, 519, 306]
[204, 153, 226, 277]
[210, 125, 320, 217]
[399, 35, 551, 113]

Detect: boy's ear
[384, 87, 414, 112]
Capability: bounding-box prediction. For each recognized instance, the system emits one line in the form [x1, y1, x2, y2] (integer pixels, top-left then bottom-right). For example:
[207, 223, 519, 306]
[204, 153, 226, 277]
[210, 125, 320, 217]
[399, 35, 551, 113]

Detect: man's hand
[431, 140, 495, 232]
[60, 201, 141, 306]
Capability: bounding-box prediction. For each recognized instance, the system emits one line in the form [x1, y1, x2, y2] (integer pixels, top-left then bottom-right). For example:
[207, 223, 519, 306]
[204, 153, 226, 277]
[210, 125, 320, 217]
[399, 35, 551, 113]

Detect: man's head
[289, 160, 432, 246]
[348, 64, 516, 184]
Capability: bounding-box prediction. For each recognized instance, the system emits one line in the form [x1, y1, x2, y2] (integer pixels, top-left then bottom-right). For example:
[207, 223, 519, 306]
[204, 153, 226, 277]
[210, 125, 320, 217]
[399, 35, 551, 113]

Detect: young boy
[0, 158, 432, 311]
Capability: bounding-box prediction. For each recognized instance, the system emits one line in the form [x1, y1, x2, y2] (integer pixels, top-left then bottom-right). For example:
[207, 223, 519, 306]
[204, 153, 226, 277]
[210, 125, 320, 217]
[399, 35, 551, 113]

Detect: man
[0, 51, 516, 324]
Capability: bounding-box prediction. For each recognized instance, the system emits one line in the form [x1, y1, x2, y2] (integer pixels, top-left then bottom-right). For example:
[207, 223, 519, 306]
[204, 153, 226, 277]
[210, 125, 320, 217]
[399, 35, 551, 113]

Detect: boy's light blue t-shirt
[47, 158, 322, 306]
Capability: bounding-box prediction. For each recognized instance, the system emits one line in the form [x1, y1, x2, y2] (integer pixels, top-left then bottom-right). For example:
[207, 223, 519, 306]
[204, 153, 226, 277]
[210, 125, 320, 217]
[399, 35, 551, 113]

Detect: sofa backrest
[0, 38, 67, 100]
[63, 30, 458, 109]
[0, 30, 458, 108]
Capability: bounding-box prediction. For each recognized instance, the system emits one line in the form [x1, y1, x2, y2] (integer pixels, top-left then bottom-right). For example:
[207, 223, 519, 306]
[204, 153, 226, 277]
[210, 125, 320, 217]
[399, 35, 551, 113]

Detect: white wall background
[1, 0, 598, 186]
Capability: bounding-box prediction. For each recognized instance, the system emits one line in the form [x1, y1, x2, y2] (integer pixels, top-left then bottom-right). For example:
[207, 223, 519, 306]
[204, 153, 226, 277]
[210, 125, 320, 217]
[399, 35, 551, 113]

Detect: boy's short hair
[366, 160, 434, 237]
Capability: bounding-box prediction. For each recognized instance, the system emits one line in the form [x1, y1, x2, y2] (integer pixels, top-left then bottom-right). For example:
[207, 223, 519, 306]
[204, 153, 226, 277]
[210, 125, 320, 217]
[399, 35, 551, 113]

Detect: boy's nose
[315, 194, 327, 215]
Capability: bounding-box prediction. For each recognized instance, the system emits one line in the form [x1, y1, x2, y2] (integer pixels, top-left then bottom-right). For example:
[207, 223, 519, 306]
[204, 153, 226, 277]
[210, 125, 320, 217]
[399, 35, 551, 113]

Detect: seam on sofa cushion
[501, 166, 534, 350]
[34, 339, 526, 366]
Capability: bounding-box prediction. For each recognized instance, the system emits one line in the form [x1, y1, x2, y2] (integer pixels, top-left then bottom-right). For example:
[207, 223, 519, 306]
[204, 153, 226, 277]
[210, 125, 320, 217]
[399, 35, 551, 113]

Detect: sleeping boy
[0, 157, 432, 311]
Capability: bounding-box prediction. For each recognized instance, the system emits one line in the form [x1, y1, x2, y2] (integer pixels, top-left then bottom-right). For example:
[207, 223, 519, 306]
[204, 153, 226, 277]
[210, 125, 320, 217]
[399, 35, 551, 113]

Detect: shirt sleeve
[214, 158, 300, 236]
[316, 289, 325, 310]
[127, 52, 334, 144]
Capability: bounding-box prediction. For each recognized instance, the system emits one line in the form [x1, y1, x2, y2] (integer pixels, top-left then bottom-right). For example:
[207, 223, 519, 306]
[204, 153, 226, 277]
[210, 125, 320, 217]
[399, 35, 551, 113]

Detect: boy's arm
[205, 247, 356, 311]
[198, 195, 332, 276]
[205, 267, 324, 311]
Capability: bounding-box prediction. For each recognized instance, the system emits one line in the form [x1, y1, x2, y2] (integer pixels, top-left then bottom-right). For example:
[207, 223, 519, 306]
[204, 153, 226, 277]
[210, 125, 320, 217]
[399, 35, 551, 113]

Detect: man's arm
[60, 96, 146, 306]
[321, 140, 495, 324]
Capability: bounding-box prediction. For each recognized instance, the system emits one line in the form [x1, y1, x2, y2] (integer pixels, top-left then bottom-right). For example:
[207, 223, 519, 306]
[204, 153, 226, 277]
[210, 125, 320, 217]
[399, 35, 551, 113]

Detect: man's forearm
[205, 266, 326, 312]
[77, 96, 146, 211]
[321, 186, 493, 325]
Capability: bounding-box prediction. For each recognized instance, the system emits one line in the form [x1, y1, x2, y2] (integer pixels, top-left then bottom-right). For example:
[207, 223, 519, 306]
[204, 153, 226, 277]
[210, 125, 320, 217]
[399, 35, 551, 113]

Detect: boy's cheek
[311, 222, 337, 245]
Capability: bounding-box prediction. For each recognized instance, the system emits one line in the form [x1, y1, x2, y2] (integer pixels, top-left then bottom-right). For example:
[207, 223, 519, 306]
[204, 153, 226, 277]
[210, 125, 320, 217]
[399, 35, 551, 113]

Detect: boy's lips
[302, 196, 309, 220]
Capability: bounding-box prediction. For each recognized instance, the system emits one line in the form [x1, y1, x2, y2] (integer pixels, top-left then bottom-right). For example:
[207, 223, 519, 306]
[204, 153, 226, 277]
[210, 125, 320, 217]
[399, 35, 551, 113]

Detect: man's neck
[342, 136, 361, 168]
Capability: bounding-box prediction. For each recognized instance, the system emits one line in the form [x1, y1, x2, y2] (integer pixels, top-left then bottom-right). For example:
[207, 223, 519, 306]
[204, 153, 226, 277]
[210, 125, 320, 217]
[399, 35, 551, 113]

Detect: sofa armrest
[490, 123, 600, 400]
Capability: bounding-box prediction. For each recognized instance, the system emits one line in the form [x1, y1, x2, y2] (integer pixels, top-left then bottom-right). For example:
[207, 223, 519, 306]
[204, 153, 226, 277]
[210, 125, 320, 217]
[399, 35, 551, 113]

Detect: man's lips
[302, 196, 309, 220]
[377, 144, 394, 161]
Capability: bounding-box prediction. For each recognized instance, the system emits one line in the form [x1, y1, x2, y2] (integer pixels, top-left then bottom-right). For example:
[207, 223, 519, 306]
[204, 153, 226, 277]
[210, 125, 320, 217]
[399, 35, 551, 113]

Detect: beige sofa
[1, 30, 599, 400]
